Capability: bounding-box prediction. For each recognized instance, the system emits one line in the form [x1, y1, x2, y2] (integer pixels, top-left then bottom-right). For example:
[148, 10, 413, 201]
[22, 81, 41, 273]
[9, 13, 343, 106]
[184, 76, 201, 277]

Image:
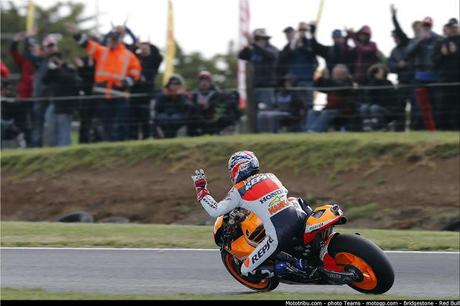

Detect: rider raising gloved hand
[191, 151, 308, 277]
[191, 169, 209, 201]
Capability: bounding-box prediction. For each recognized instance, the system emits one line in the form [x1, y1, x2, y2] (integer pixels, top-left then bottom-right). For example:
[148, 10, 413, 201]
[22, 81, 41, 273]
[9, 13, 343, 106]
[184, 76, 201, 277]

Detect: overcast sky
[12, 0, 460, 58]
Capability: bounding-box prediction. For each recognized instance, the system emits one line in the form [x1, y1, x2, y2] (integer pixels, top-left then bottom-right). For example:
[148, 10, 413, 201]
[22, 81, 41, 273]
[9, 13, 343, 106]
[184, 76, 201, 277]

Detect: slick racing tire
[221, 250, 279, 292]
[328, 233, 394, 294]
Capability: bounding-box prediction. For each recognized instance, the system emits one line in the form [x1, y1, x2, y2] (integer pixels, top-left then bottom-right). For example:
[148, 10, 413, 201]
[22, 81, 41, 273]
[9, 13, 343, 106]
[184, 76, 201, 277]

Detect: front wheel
[220, 250, 279, 292]
[328, 234, 395, 294]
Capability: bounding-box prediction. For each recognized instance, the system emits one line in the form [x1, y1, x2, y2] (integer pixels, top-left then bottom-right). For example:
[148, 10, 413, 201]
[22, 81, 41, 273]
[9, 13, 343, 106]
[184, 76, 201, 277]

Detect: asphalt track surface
[1, 248, 459, 297]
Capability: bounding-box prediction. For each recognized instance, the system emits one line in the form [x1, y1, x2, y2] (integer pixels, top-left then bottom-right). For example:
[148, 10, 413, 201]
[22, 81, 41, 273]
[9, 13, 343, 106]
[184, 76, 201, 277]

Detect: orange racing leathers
[198, 173, 307, 275]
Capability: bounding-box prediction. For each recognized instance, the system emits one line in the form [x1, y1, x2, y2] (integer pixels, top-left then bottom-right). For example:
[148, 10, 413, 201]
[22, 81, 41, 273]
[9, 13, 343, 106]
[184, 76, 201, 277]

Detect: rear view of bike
[214, 204, 394, 294]
[304, 204, 395, 294]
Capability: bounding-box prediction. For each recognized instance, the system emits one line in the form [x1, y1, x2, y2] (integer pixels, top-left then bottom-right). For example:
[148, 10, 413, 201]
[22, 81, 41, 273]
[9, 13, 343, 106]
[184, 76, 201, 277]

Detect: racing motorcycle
[213, 201, 394, 294]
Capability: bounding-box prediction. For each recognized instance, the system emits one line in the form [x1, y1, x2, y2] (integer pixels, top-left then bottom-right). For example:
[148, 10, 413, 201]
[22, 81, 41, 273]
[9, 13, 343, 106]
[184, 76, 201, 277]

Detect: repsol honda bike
[213, 202, 394, 294]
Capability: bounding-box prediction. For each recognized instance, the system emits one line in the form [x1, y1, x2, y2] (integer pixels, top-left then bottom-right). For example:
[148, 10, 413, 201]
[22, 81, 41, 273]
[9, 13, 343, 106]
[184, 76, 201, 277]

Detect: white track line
[0, 247, 458, 254]
[385, 250, 459, 254]
[0, 247, 217, 252]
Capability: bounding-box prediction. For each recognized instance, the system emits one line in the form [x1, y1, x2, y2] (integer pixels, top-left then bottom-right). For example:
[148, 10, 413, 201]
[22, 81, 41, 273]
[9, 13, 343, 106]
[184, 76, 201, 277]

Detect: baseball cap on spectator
[445, 18, 458, 28]
[252, 28, 271, 39]
[283, 26, 294, 34]
[422, 17, 433, 27]
[357, 25, 372, 37]
[166, 74, 185, 87]
[198, 70, 212, 81]
[42, 35, 58, 48]
[332, 29, 343, 38]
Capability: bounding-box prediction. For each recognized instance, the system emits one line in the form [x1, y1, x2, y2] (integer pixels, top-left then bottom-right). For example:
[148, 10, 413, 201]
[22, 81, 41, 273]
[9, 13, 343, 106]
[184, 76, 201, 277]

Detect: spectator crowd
[1, 5, 459, 148]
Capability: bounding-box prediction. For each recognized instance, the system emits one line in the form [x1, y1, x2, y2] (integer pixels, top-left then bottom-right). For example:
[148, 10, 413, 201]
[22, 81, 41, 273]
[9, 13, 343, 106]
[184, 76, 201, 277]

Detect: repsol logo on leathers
[245, 174, 268, 191]
[251, 236, 275, 264]
[260, 189, 283, 204]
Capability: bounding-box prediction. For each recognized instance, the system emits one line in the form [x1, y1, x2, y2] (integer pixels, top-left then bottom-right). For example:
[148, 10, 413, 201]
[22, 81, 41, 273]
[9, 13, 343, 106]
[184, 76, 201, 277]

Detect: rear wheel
[328, 234, 394, 294]
[220, 250, 279, 292]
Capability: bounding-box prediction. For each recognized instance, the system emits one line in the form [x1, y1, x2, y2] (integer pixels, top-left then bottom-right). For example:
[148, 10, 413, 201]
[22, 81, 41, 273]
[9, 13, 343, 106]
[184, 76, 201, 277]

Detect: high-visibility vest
[85, 40, 141, 99]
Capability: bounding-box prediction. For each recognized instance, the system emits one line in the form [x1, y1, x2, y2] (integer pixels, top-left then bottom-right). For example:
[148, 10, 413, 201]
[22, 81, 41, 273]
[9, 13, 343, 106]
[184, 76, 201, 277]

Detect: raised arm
[65, 23, 104, 60]
[124, 26, 137, 51]
[9, 33, 26, 67]
[238, 46, 252, 61]
[253, 44, 278, 61]
[191, 169, 239, 218]
[390, 5, 409, 44]
[311, 37, 330, 59]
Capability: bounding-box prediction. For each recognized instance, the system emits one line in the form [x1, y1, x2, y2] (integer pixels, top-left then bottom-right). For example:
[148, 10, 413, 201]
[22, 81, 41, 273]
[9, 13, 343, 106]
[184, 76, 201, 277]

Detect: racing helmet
[228, 151, 259, 184]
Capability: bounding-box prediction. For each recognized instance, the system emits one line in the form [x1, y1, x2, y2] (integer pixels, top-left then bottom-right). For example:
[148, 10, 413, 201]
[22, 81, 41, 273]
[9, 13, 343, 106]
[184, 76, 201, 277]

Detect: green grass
[1, 288, 453, 300]
[0, 222, 215, 249]
[346, 203, 380, 219]
[1, 222, 458, 251]
[71, 130, 79, 146]
[1, 132, 458, 177]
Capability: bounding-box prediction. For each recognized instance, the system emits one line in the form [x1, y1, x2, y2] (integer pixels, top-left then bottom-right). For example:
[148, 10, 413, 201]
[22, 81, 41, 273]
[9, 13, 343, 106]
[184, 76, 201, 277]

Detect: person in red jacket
[8, 32, 36, 146]
[1, 60, 11, 99]
[1, 60, 25, 147]
[346, 25, 380, 85]
[10, 32, 35, 98]
[1, 60, 11, 80]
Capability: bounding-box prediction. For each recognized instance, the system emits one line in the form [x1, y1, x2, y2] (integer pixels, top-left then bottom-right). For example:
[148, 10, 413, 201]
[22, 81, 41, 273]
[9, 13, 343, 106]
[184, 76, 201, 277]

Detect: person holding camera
[41, 52, 79, 146]
[312, 29, 353, 76]
[65, 23, 142, 142]
[238, 28, 279, 133]
[129, 41, 163, 140]
[284, 22, 319, 127]
[23, 30, 62, 147]
[277, 26, 296, 87]
[432, 18, 460, 130]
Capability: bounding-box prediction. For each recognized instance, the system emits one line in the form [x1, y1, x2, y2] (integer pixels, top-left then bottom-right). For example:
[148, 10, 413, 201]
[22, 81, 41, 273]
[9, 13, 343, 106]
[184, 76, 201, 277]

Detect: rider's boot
[296, 259, 321, 278]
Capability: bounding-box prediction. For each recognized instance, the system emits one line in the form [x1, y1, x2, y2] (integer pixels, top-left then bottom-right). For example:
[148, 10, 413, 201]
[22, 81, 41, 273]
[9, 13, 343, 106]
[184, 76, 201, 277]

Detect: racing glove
[191, 169, 210, 201]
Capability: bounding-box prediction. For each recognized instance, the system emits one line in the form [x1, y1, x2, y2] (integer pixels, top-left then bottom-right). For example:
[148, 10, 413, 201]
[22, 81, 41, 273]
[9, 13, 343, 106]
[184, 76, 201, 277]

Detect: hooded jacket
[350, 26, 380, 84]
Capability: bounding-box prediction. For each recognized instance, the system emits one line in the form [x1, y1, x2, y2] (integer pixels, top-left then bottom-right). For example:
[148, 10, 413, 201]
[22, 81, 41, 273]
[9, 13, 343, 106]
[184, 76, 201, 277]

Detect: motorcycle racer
[191, 151, 308, 277]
